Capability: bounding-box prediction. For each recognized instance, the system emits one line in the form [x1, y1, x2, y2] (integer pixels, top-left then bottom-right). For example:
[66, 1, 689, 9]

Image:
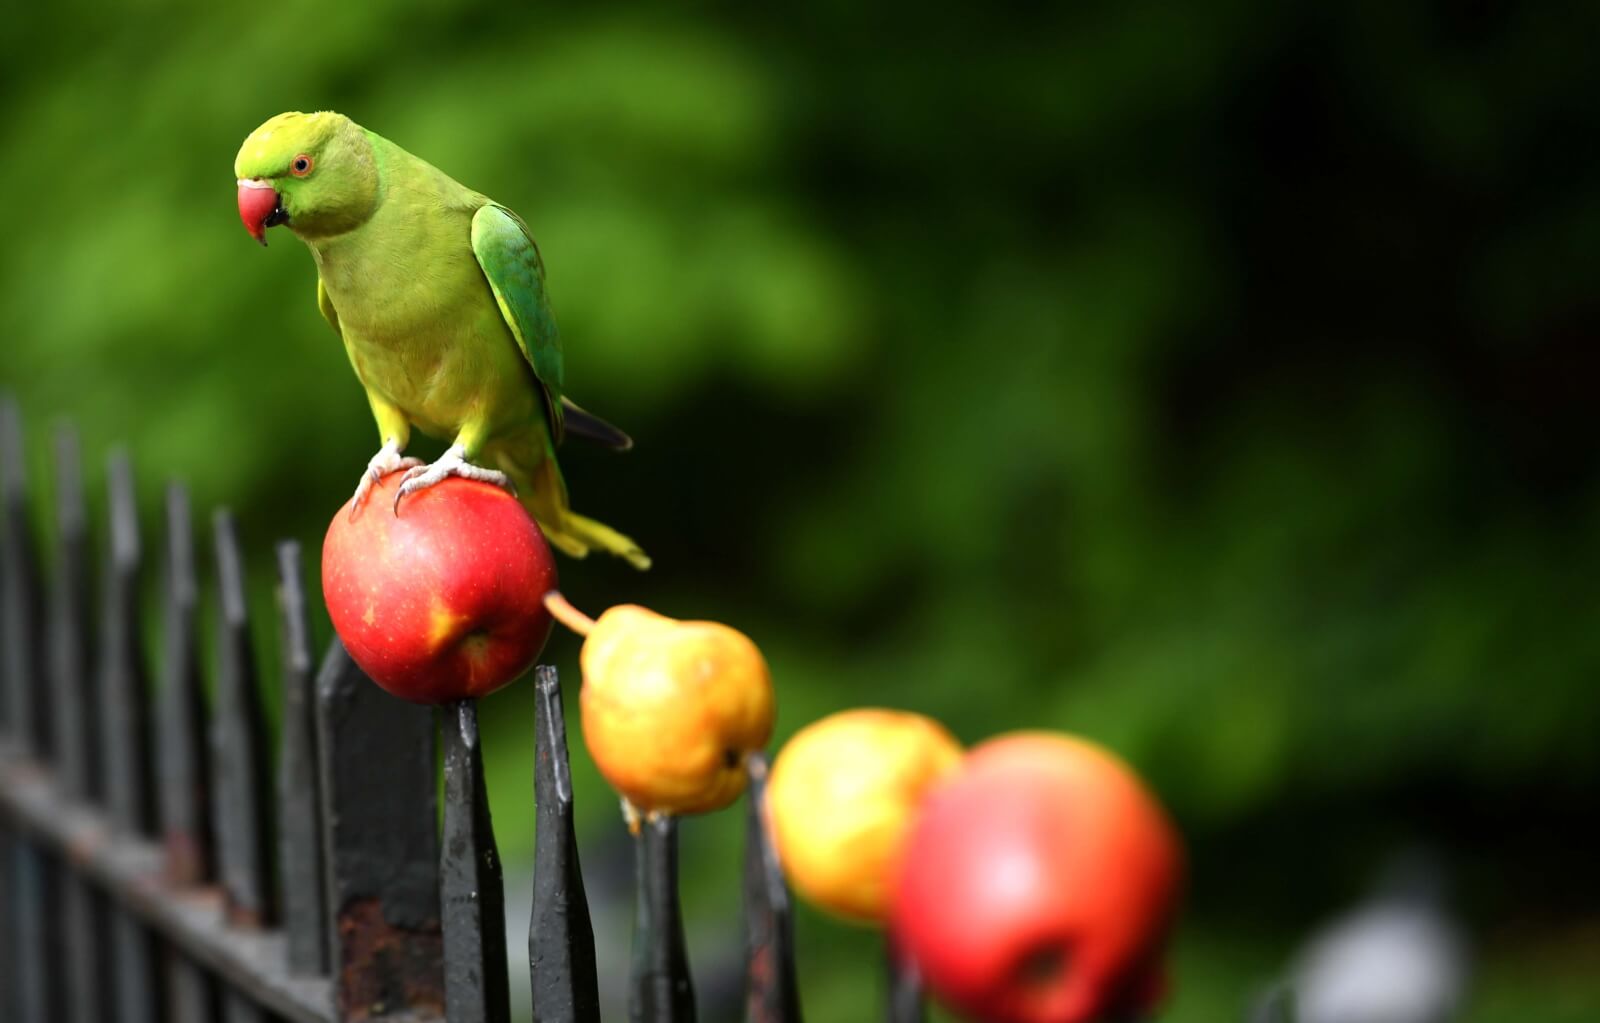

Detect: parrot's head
[234, 111, 378, 246]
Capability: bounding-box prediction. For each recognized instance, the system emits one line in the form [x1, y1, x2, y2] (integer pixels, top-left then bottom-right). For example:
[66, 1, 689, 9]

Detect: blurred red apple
[890, 733, 1182, 1023]
[322, 471, 556, 703]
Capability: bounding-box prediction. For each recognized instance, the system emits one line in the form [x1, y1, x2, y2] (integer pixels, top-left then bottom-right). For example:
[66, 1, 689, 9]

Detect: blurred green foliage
[3, 1, 1598, 1019]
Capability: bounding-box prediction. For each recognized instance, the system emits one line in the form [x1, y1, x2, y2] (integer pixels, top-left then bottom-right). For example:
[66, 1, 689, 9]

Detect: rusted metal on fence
[316, 637, 446, 1018]
[630, 813, 697, 1022]
[441, 699, 511, 1023]
[743, 752, 803, 1023]
[278, 540, 331, 978]
[529, 664, 602, 1022]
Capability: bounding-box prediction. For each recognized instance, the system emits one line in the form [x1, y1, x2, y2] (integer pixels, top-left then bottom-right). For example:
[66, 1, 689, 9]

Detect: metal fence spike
[529, 666, 602, 1023]
[9, 833, 62, 1023]
[212, 508, 276, 1023]
[0, 394, 44, 756]
[211, 508, 276, 929]
[59, 877, 109, 1023]
[0, 826, 15, 1023]
[158, 482, 212, 884]
[886, 938, 926, 1023]
[49, 423, 95, 798]
[442, 699, 511, 1023]
[165, 946, 221, 1023]
[50, 424, 110, 1023]
[102, 449, 152, 833]
[0, 394, 51, 1023]
[99, 449, 160, 1023]
[316, 637, 445, 1017]
[630, 813, 696, 1023]
[110, 913, 162, 1023]
[156, 483, 221, 1020]
[743, 752, 802, 1023]
[276, 540, 330, 977]
[1, 400, 69, 1023]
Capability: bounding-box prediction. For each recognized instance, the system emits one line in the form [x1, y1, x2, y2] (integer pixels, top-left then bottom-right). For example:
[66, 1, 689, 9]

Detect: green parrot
[234, 110, 649, 569]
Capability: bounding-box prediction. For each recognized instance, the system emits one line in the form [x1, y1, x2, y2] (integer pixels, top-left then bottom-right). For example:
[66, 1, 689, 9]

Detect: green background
[2, 2, 1597, 1019]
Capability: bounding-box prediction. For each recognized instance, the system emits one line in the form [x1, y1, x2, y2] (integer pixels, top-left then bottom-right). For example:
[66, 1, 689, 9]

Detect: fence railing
[0, 396, 803, 1023]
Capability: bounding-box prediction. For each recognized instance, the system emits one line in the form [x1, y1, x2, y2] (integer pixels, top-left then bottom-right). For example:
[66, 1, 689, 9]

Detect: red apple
[322, 471, 556, 703]
[890, 733, 1183, 1023]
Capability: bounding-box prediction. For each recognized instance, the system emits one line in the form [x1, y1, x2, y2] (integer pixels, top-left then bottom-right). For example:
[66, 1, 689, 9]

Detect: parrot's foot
[351, 438, 423, 517]
[392, 444, 515, 514]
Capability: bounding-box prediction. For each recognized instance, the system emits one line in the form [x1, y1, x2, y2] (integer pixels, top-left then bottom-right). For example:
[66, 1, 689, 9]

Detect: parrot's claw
[392, 444, 515, 514]
[350, 439, 423, 518]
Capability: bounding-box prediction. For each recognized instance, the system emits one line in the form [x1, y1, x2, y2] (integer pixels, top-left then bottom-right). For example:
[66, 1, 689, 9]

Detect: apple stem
[544, 590, 596, 637]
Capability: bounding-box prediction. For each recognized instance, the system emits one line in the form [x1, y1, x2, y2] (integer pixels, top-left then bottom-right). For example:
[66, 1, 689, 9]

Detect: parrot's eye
[291, 154, 314, 177]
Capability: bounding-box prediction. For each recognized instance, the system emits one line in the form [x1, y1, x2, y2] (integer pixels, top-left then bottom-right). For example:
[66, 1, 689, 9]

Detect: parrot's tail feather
[518, 456, 651, 570]
[540, 526, 590, 560]
[550, 510, 652, 571]
[560, 398, 634, 451]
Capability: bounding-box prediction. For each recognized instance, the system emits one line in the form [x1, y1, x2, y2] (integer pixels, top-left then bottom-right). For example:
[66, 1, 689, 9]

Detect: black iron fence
[0, 396, 803, 1023]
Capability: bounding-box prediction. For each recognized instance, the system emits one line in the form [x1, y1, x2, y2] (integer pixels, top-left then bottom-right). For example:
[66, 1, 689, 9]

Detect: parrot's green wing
[470, 204, 564, 443]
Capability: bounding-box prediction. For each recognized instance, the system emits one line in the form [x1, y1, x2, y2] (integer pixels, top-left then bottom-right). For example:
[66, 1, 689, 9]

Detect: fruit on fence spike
[322, 471, 556, 703]
[890, 733, 1182, 1023]
[579, 605, 774, 815]
[766, 709, 963, 924]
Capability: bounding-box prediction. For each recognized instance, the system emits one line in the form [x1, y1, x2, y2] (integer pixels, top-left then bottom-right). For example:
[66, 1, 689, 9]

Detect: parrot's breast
[315, 210, 538, 442]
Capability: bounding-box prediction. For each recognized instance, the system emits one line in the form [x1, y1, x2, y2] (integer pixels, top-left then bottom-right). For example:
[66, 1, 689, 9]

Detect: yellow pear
[580, 605, 775, 815]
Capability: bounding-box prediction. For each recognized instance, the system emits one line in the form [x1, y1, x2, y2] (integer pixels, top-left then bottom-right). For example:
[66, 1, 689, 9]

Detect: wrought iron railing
[0, 396, 802, 1023]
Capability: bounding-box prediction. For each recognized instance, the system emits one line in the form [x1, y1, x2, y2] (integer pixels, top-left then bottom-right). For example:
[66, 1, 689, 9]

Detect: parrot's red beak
[237, 179, 286, 247]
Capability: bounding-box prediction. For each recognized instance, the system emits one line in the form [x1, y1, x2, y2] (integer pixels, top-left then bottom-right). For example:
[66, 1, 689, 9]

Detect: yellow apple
[766, 708, 964, 924]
